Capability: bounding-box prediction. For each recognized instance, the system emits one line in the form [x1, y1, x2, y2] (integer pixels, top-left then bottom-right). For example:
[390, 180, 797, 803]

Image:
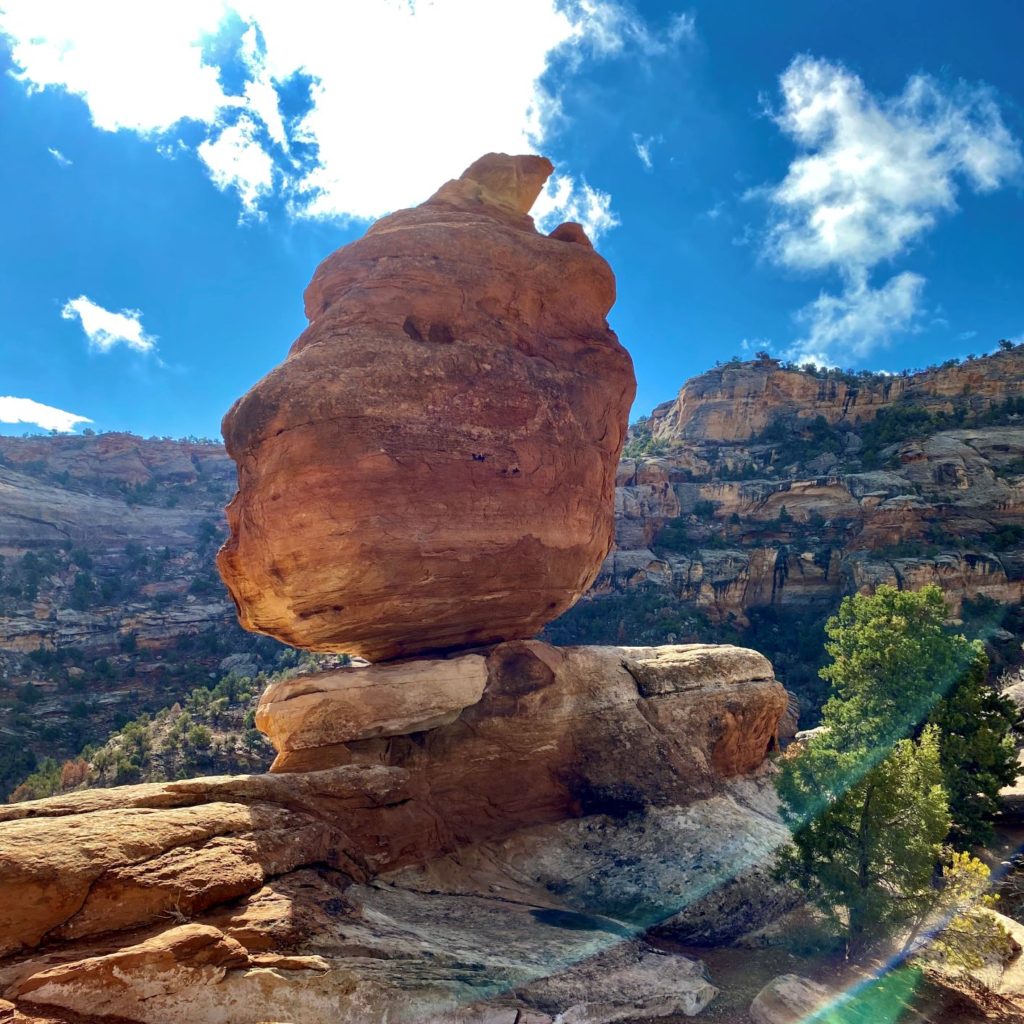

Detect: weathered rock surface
[595, 351, 1024, 627]
[749, 973, 837, 1024]
[0, 642, 788, 1023]
[217, 153, 636, 662]
[651, 349, 1024, 445]
[255, 652, 489, 751]
[258, 642, 787, 828]
[0, 779, 781, 1024]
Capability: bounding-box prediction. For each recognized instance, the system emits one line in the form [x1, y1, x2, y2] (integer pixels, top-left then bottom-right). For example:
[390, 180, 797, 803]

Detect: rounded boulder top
[217, 152, 636, 662]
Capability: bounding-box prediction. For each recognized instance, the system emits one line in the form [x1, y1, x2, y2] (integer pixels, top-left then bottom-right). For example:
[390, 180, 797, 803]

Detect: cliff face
[0, 433, 280, 797]
[651, 348, 1024, 444]
[597, 350, 1024, 627]
[606, 428, 1024, 619]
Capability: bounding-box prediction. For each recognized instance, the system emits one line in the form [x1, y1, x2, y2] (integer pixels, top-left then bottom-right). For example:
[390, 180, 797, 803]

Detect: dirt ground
[642, 937, 1024, 1023]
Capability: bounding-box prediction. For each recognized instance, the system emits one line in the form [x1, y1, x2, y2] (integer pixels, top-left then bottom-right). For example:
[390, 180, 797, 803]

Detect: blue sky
[1, 0, 1022, 438]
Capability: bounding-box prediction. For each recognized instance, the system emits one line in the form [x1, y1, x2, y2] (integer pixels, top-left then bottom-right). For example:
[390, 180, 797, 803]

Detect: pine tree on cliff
[775, 585, 1021, 949]
[816, 584, 1019, 841]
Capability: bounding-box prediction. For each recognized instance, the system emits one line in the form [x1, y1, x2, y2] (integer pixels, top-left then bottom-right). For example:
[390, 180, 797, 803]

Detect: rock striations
[0, 643, 788, 1024]
[599, 350, 1024, 626]
[218, 153, 636, 662]
[0, 155, 792, 1023]
[650, 347, 1024, 444]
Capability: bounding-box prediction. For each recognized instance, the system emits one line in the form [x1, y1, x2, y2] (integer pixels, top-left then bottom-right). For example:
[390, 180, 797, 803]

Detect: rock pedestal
[255, 642, 787, 846]
[217, 153, 636, 662]
[0, 642, 790, 1024]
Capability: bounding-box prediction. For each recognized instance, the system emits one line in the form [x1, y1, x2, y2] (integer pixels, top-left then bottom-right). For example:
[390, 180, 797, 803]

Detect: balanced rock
[218, 153, 635, 661]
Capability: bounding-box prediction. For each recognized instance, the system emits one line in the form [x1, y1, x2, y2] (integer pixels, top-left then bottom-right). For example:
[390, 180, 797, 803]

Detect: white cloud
[533, 174, 620, 242]
[761, 56, 1021, 365]
[0, 1, 228, 133]
[0, 396, 92, 433]
[47, 147, 71, 166]
[61, 296, 157, 354]
[632, 132, 662, 170]
[787, 271, 925, 366]
[197, 115, 275, 218]
[765, 57, 1021, 274]
[0, 0, 682, 234]
[574, 2, 695, 57]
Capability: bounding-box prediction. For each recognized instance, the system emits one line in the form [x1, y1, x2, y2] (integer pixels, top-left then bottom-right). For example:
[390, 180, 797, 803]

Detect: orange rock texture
[650, 348, 1024, 445]
[218, 153, 635, 661]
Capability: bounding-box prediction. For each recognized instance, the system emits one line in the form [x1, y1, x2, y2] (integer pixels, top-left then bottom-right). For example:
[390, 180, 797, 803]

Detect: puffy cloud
[0, 0, 691, 234]
[0, 1, 227, 133]
[533, 174, 620, 242]
[61, 296, 157, 354]
[766, 56, 1021, 274]
[197, 115, 275, 218]
[0, 396, 92, 433]
[786, 271, 925, 367]
[762, 56, 1021, 365]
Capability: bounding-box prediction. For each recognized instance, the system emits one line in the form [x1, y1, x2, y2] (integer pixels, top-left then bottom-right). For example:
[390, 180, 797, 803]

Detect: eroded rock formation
[650, 348, 1024, 445]
[0, 642, 788, 1023]
[597, 351, 1024, 626]
[218, 153, 635, 662]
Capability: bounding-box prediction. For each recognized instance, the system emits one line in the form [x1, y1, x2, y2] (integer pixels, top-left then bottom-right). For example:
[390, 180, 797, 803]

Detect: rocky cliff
[5, 348, 1024, 794]
[650, 347, 1024, 443]
[536, 348, 1024, 719]
[0, 432, 283, 797]
[0, 154, 804, 1024]
[0, 641, 790, 1024]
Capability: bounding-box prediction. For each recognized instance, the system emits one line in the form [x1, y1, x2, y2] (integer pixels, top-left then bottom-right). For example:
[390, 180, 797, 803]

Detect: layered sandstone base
[0, 643, 791, 1024]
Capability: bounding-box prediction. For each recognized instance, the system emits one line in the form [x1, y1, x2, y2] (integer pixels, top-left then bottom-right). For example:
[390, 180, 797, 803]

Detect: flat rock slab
[256, 653, 488, 750]
[5, 779, 788, 1023]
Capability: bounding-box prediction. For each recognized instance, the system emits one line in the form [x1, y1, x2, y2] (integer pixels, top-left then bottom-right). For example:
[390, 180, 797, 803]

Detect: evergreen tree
[929, 650, 1020, 844]
[817, 584, 1019, 841]
[776, 585, 1022, 950]
[777, 727, 950, 952]
[819, 585, 974, 753]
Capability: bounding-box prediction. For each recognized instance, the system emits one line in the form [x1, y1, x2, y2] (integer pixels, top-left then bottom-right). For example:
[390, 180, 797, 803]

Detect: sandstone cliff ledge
[0, 641, 788, 1024]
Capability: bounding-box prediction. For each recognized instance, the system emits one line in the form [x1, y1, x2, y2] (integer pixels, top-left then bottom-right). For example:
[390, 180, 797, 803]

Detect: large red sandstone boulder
[217, 153, 635, 661]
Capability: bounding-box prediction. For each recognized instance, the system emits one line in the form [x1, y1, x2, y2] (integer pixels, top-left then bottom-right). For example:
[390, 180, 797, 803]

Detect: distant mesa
[217, 153, 636, 662]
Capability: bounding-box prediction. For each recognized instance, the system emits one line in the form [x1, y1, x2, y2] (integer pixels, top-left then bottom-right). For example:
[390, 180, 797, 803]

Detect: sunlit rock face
[0, 640, 789, 1024]
[650, 348, 1024, 445]
[217, 153, 635, 662]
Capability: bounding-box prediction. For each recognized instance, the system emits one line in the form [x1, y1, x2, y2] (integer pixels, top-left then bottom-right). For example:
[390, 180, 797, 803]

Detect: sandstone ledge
[0, 642, 788, 1023]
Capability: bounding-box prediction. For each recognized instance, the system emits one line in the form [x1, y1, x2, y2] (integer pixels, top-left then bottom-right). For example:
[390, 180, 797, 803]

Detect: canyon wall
[600, 351, 1024, 625]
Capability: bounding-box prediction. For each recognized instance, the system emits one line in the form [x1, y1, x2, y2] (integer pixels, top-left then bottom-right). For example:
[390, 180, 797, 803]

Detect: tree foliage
[776, 585, 1021, 950]
[777, 727, 950, 951]
[929, 653, 1021, 845]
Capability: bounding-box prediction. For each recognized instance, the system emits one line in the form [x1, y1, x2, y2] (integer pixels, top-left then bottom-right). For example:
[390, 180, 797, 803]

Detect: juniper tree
[777, 726, 950, 952]
[776, 585, 1021, 950]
